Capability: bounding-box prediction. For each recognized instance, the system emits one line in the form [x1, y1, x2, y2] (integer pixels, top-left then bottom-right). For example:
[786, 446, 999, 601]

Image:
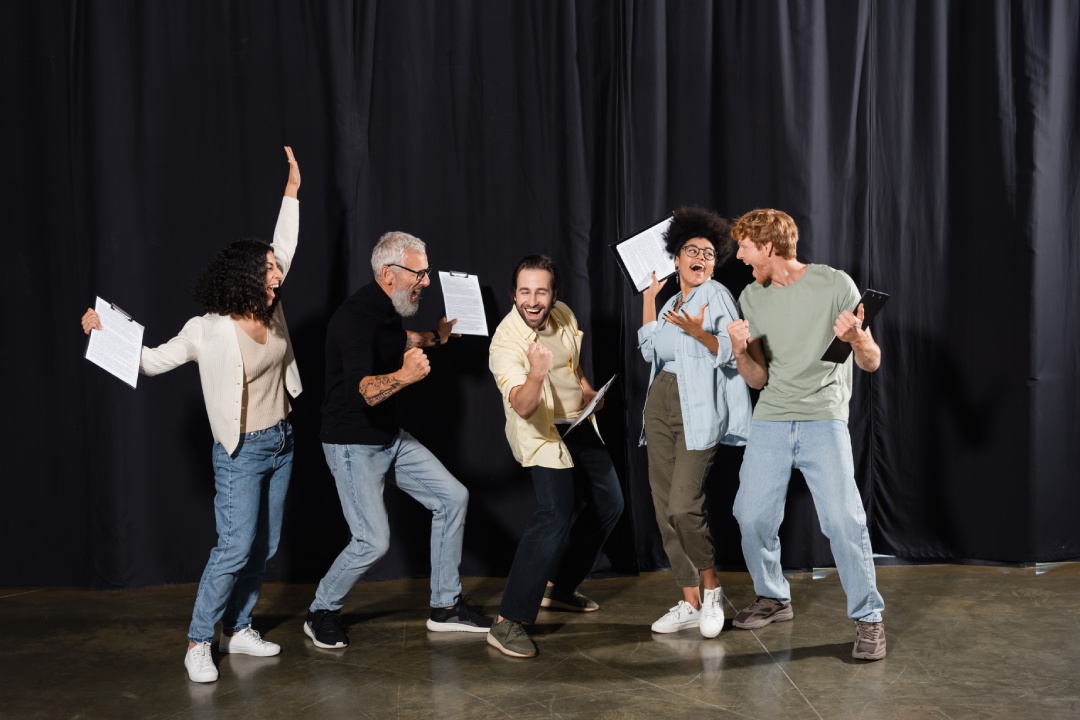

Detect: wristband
[431, 330, 442, 346]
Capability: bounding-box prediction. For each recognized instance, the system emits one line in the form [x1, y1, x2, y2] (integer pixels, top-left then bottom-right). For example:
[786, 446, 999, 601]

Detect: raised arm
[283, 146, 300, 198]
[641, 272, 667, 325]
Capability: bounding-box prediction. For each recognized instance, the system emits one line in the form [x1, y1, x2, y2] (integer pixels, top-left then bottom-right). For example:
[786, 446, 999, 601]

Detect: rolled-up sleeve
[489, 334, 528, 407]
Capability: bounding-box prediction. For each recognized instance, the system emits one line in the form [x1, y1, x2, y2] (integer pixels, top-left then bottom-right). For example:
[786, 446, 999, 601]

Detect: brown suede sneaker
[732, 597, 794, 629]
[852, 620, 887, 660]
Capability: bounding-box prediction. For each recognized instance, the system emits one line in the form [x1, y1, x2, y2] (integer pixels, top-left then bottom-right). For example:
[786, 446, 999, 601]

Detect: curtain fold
[3, 0, 1077, 587]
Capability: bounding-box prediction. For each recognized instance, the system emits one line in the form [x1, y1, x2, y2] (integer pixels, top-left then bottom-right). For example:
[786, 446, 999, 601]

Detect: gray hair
[370, 231, 426, 277]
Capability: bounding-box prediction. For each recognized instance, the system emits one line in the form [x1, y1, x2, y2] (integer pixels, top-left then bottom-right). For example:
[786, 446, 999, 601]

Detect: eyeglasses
[681, 245, 717, 261]
[387, 263, 433, 282]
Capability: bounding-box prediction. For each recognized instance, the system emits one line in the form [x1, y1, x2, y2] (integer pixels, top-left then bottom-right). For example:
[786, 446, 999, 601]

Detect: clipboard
[436, 270, 489, 336]
[820, 289, 889, 363]
[84, 296, 145, 388]
[562, 374, 618, 436]
[609, 214, 676, 294]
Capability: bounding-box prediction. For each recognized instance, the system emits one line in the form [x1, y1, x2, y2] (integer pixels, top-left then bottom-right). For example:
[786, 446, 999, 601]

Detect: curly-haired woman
[80, 147, 302, 683]
[637, 206, 753, 639]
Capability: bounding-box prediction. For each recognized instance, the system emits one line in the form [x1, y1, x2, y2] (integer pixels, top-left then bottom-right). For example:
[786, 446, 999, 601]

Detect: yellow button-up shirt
[488, 301, 599, 469]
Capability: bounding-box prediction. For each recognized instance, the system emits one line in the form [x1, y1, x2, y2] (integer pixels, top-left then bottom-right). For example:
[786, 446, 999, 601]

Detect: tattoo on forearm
[405, 331, 436, 349]
[360, 374, 404, 406]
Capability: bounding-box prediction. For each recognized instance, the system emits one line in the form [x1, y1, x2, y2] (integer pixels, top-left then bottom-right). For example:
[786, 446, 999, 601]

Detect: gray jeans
[644, 371, 718, 587]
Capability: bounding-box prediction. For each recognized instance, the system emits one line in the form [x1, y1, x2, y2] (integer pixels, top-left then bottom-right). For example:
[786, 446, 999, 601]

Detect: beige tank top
[234, 319, 291, 433]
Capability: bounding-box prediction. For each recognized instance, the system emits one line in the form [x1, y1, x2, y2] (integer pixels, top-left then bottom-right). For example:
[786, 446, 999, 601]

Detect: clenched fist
[726, 318, 751, 357]
[526, 342, 553, 379]
[398, 347, 431, 384]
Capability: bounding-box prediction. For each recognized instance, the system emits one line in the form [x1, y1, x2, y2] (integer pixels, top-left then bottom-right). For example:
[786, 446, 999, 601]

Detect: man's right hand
[726, 319, 751, 357]
[526, 342, 553, 379]
[398, 347, 431, 384]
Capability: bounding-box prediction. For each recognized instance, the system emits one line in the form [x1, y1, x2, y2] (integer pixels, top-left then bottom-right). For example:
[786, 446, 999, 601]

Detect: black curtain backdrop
[3, 0, 1077, 589]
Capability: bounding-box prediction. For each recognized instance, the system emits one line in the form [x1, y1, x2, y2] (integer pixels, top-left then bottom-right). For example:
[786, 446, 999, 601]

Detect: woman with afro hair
[80, 147, 302, 683]
[637, 206, 753, 639]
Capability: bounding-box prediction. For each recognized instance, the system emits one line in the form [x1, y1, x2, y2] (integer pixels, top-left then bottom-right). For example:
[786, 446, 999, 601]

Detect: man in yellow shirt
[487, 255, 625, 658]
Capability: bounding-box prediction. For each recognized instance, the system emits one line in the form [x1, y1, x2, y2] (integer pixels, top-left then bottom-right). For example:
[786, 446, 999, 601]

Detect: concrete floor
[2, 564, 1078, 719]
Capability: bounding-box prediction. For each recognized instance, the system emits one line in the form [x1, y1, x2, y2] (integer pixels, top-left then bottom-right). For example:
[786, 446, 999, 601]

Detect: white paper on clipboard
[84, 296, 144, 388]
[610, 215, 676, 293]
[438, 271, 489, 336]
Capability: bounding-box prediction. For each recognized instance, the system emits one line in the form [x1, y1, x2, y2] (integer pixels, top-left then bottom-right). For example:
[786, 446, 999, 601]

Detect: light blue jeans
[188, 420, 293, 643]
[733, 419, 884, 622]
[312, 431, 468, 611]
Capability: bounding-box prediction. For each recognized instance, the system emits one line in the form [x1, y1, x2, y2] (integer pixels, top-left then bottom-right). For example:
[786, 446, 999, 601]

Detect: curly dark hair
[664, 206, 735, 269]
[191, 238, 277, 325]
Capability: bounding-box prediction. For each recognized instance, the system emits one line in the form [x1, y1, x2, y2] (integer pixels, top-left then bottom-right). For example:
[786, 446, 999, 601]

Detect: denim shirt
[637, 279, 752, 450]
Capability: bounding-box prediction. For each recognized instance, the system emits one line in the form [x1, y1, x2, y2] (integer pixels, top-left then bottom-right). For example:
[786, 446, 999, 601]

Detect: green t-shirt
[738, 264, 860, 421]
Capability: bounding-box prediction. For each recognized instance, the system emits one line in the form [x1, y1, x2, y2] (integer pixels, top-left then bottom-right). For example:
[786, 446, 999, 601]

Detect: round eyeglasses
[681, 245, 716, 261]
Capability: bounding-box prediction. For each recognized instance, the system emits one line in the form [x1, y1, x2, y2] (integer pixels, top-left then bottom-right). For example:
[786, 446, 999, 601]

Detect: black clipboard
[609, 213, 676, 295]
[820, 289, 889, 363]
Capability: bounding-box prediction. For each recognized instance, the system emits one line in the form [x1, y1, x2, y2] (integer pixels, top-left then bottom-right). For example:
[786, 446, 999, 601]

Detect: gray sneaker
[852, 620, 886, 660]
[732, 597, 794, 629]
[487, 619, 538, 658]
[540, 586, 599, 613]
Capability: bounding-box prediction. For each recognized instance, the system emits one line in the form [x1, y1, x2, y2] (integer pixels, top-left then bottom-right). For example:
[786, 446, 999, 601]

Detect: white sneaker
[651, 600, 701, 633]
[219, 625, 281, 657]
[700, 587, 724, 638]
[185, 642, 219, 683]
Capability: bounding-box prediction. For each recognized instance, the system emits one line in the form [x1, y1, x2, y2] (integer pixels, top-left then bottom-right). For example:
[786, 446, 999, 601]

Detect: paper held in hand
[610, 214, 676, 293]
[84, 296, 144, 388]
[563, 374, 618, 436]
[438, 271, 489, 336]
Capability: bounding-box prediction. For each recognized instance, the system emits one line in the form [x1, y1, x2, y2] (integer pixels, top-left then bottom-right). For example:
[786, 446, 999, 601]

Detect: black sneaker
[426, 595, 493, 633]
[304, 609, 348, 649]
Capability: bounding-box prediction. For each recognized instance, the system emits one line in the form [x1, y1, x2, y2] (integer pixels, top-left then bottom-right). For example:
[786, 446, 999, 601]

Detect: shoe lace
[856, 621, 883, 641]
[505, 621, 528, 641]
[239, 627, 265, 644]
[669, 600, 694, 619]
[750, 596, 778, 613]
[315, 611, 344, 634]
[459, 595, 488, 620]
[190, 642, 213, 669]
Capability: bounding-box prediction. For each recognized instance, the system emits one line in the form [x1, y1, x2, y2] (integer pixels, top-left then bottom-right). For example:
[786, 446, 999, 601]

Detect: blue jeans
[188, 420, 293, 643]
[499, 427, 625, 624]
[312, 430, 469, 611]
[733, 419, 884, 622]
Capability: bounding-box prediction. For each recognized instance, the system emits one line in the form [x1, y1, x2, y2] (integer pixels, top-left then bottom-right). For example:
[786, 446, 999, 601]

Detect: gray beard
[391, 285, 420, 317]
